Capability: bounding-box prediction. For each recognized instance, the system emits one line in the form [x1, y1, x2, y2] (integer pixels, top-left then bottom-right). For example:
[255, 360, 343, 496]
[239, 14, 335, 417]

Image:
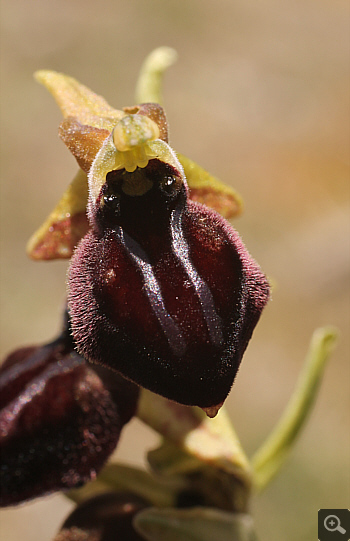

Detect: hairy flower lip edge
[67, 192, 270, 413]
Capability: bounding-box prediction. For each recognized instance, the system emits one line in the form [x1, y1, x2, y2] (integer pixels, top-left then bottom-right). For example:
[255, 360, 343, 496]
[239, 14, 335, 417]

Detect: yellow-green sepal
[178, 154, 243, 219]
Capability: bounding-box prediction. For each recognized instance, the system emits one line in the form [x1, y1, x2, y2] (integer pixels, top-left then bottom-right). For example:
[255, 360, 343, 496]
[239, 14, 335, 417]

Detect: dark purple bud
[54, 492, 149, 541]
[0, 333, 133, 506]
[68, 157, 269, 412]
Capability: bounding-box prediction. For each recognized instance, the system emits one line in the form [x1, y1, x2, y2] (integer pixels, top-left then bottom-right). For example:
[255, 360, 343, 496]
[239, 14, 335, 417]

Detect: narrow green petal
[135, 47, 178, 105]
[252, 326, 338, 492]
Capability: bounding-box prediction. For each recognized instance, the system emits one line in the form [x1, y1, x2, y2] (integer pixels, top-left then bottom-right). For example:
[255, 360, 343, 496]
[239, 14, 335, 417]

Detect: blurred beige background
[0, 1, 349, 540]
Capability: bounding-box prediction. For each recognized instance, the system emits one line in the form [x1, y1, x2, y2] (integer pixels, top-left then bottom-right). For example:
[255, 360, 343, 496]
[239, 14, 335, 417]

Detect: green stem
[251, 326, 338, 492]
[135, 47, 178, 104]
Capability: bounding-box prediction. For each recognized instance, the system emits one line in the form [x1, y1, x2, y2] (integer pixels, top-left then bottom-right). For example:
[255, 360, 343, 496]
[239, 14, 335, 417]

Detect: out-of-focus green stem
[252, 326, 338, 492]
[137, 392, 252, 512]
[137, 391, 251, 477]
[135, 46, 178, 104]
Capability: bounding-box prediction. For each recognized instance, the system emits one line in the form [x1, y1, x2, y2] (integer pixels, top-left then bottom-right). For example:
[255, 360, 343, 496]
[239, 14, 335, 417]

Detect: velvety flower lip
[0, 320, 139, 507]
[68, 140, 270, 413]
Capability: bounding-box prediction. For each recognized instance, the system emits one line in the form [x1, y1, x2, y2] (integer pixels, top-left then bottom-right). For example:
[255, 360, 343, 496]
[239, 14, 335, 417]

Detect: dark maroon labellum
[0, 338, 121, 506]
[68, 159, 269, 409]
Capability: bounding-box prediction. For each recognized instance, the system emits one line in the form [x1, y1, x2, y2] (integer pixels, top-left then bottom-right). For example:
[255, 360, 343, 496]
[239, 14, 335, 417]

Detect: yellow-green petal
[135, 46, 178, 105]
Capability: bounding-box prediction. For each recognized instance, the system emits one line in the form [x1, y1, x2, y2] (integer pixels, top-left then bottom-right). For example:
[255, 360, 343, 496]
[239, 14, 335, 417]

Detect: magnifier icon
[324, 515, 346, 534]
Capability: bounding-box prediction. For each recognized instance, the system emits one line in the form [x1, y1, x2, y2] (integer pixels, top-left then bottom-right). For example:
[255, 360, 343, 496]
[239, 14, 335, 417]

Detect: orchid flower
[24, 65, 269, 416]
[0, 50, 334, 541]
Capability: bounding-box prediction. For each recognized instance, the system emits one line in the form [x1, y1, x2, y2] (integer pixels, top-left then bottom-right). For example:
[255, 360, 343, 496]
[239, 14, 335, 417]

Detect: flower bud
[54, 492, 148, 541]
[0, 326, 138, 506]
